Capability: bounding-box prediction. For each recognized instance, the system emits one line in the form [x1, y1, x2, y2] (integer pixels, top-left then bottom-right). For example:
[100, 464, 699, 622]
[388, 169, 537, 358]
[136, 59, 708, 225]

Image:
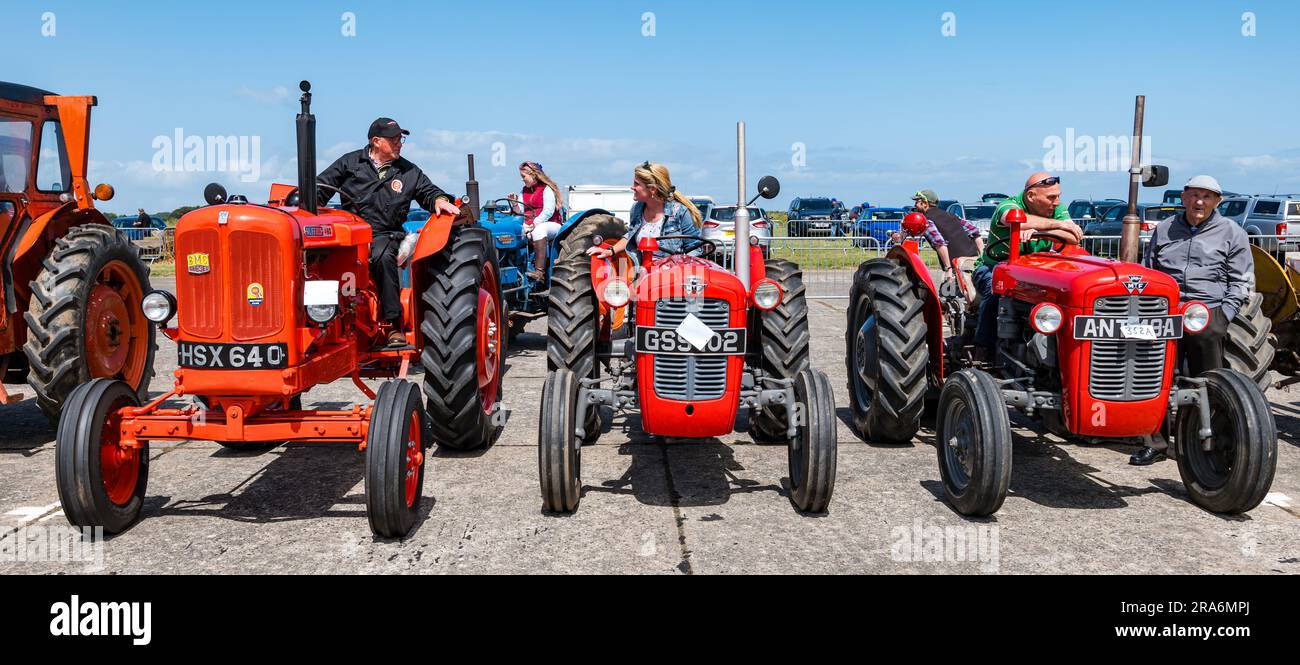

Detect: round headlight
[602, 279, 631, 307]
[753, 279, 783, 310]
[306, 304, 337, 323]
[1183, 302, 1210, 334]
[1030, 303, 1063, 335]
[141, 290, 175, 323]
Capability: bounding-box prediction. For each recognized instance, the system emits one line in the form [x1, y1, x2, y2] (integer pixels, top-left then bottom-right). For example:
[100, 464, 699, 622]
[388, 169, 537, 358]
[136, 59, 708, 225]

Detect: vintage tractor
[55, 82, 503, 537]
[538, 124, 837, 514]
[0, 82, 155, 420]
[847, 178, 1277, 517]
[476, 196, 624, 339]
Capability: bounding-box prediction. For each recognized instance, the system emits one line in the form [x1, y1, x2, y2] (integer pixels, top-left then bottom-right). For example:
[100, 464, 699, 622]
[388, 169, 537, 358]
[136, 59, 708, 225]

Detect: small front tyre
[56, 378, 148, 534]
[936, 369, 1012, 516]
[1175, 369, 1277, 514]
[786, 369, 838, 513]
[365, 380, 427, 538]
[538, 369, 582, 513]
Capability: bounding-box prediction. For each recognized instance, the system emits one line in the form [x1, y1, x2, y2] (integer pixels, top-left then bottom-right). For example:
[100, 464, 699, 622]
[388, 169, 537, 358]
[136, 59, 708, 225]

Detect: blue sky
[5, 0, 1299, 212]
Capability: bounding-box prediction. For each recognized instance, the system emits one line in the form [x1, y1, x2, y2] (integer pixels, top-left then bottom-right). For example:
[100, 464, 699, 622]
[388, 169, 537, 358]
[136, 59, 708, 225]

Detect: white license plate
[1120, 323, 1157, 340]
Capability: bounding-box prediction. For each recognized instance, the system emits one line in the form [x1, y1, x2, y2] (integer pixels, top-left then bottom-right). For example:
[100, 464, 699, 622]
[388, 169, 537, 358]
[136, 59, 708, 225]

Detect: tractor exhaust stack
[466, 153, 480, 223]
[734, 121, 751, 290]
[295, 80, 317, 215]
[1119, 95, 1145, 264]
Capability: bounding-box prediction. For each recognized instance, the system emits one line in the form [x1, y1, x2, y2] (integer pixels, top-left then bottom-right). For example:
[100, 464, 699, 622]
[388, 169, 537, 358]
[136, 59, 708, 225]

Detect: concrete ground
[1, 277, 1297, 574]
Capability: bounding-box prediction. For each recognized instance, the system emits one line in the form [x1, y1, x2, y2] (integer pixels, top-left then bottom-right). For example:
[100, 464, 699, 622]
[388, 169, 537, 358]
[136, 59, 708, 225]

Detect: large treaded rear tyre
[24, 224, 156, 424]
[56, 378, 148, 534]
[547, 255, 599, 380]
[936, 369, 1012, 517]
[750, 258, 811, 442]
[419, 226, 503, 450]
[845, 259, 928, 444]
[365, 380, 427, 538]
[1224, 293, 1275, 391]
[557, 213, 626, 263]
[1175, 369, 1276, 514]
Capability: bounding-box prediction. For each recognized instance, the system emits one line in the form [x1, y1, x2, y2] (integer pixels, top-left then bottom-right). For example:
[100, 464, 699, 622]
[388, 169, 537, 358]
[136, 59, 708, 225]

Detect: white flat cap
[1183, 175, 1222, 195]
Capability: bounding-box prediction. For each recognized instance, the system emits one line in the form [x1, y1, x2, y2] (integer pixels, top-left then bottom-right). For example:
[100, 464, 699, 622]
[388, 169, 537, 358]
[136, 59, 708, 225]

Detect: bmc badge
[1122, 275, 1148, 294]
[390, 179, 403, 193]
[186, 253, 211, 275]
[246, 283, 265, 307]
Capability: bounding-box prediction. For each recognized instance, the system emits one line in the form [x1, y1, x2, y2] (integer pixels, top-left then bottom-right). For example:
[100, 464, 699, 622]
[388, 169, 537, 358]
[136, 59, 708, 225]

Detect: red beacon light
[902, 212, 927, 237]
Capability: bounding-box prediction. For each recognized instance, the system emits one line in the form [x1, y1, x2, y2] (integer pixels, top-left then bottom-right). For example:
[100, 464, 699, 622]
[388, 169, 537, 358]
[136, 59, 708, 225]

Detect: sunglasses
[1027, 176, 1061, 189]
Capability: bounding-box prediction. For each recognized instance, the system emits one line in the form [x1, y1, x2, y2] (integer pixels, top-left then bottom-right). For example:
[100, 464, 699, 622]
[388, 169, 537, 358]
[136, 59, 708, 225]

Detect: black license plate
[177, 342, 289, 369]
[1072, 316, 1182, 341]
[635, 327, 747, 355]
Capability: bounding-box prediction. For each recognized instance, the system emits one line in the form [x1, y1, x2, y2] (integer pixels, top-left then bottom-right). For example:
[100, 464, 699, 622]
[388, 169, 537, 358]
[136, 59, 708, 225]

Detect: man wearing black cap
[317, 117, 460, 346]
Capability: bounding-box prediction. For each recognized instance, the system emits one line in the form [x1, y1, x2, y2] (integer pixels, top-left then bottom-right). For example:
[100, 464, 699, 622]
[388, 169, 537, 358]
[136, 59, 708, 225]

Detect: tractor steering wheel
[284, 183, 355, 207]
[653, 234, 716, 257]
[491, 197, 540, 217]
[984, 230, 1069, 259]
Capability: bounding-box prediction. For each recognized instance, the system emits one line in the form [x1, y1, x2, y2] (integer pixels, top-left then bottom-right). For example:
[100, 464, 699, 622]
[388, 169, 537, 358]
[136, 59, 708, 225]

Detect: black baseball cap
[368, 117, 410, 140]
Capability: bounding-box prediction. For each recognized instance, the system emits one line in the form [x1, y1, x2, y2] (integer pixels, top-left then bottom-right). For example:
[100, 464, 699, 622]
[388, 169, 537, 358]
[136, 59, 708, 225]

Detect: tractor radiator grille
[228, 231, 285, 341]
[653, 298, 730, 401]
[1088, 296, 1168, 401]
[176, 229, 223, 338]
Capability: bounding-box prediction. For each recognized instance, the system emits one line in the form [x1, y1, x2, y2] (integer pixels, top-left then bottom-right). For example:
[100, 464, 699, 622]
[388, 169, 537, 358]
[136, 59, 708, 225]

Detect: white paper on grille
[674, 313, 718, 351]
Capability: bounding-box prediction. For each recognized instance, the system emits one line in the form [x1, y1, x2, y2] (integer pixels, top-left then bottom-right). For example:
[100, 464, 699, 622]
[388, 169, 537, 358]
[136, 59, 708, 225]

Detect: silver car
[1219, 195, 1300, 252]
[946, 201, 999, 238]
[701, 205, 772, 256]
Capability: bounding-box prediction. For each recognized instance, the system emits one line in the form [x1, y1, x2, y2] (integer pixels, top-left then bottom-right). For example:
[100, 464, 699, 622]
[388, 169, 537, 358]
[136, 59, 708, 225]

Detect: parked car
[1080, 203, 1183, 256]
[981, 193, 1009, 203]
[946, 201, 999, 238]
[567, 184, 635, 225]
[787, 196, 840, 236]
[701, 204, 771, 256]
[847, 206, 909, 247]
[1067, 198, 1125, 224]
[689, 195, 715, 223]
[1223, 194, 1300, 252]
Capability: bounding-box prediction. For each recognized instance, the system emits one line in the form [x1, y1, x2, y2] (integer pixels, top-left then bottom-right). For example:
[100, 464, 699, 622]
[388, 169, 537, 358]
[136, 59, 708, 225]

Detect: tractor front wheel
[1175, 369, 1277, 514]
[25, 224, 156, 424]
[420, 227, 503, 451]
[538, 369, 582, 513]
[786, 369, 837, 513]
[365, 380, 427, 538]
[56, 378, 148, 534]
[846, 259, 928, 444]
[936, 369, 1012, 517]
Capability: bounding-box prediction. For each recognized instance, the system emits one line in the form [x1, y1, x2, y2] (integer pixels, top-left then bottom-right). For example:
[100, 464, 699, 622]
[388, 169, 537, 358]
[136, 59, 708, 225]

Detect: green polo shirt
[975, 192, 1072, 269]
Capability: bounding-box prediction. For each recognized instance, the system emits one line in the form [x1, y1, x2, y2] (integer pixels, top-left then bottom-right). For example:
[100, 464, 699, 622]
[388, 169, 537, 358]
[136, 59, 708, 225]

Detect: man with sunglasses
[316, 117, 460, 346]
[971, 171, 1082, 361]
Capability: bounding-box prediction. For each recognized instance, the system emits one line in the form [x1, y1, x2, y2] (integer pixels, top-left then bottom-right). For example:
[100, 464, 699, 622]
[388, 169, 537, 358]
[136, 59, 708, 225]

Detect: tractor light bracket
[1001, 389, 1060, 416]
[1170, 377, 1214, 448]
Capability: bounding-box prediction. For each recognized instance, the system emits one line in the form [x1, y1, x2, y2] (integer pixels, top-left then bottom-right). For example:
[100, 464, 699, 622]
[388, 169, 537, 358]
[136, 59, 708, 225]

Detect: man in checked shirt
[911, 189, 984, 279]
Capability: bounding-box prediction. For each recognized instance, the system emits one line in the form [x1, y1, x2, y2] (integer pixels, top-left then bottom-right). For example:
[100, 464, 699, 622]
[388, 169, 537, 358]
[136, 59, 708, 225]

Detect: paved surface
[1, 277, 1297, 574]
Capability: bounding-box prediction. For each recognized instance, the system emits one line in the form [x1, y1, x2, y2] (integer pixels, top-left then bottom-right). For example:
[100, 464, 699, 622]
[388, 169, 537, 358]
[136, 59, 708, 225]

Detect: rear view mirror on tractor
[1141, 164, 1169, 188]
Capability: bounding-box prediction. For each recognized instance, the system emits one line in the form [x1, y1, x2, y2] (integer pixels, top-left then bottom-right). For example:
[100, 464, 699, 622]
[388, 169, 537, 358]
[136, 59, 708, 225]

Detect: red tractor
[1, 82, 155, 419]
[846, 174, 1276, 517]
[539, 128, 837, 514]
[56, 82, 504, 537]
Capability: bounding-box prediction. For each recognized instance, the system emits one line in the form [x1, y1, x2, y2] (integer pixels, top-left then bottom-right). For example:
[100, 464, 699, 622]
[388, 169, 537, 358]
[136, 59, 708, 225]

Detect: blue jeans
[972, 264, 998, 349]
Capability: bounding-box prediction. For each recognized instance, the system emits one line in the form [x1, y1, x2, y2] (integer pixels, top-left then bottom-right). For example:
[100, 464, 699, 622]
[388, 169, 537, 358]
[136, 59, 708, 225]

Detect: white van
[567, 185, 635, 225]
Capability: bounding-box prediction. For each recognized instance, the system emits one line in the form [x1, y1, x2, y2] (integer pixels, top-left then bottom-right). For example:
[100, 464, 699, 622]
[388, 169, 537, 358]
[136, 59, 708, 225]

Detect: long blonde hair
[634, 161, 702, 228]
[519, 161, 563, 209]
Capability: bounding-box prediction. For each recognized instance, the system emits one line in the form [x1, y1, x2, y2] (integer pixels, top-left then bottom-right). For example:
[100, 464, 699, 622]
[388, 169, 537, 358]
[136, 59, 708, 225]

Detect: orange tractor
[1, 82, 155, 420]
[56, 82, 504, 537]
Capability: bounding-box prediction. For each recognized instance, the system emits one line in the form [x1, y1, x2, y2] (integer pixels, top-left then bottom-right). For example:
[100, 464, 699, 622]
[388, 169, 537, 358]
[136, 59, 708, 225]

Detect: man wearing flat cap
[1131, 175, 1255, 465]
[317, 117, 460, 346]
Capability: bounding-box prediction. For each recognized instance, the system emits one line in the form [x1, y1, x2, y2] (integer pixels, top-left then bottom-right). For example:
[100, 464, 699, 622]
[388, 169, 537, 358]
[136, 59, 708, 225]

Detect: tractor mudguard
[10, 203, 110, 302]
[1252, 245, 1299, 323]
[409, 210, 457, 264]
[886, 241, 945, 384]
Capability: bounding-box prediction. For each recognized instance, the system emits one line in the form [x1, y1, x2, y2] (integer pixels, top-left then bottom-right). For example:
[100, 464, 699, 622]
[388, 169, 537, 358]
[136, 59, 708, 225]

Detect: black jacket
[316, 148, 451, 234]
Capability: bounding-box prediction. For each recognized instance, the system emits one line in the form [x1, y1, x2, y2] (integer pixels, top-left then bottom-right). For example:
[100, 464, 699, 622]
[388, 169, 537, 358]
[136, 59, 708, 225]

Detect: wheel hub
[86, 284, 131, 377]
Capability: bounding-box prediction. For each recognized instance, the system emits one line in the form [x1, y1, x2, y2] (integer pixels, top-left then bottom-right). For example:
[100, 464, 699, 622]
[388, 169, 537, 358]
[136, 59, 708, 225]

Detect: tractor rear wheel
[547, 255, 602, 439]
[1224, 293, 1275, 391]
[750, 258, 811, 442]
[846, 259, 928, 444]
[365, 379, 427, 538]
[56, 378, 148, 534]
[539, 368, 582, 513]
[936, 369, 1012, 517]
[1175, 369, 1276, 514]
[24, 224, 156, 424]
[420, 226, 503, 451]
[786, 369, 837, 513]
[557, 213, 626, 263]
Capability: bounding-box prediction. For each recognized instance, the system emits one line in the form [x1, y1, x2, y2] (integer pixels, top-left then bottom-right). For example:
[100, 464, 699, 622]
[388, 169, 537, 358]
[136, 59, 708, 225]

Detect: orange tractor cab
[846, 167, 1276, 517]
[539, 125, 837, 514]
[1, 82, 154, 418]
[56, 82, 504, 538]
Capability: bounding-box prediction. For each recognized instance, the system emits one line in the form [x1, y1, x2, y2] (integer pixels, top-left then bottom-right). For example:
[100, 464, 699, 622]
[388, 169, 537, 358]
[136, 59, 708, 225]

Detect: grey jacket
[1142, 210, 1254, 321]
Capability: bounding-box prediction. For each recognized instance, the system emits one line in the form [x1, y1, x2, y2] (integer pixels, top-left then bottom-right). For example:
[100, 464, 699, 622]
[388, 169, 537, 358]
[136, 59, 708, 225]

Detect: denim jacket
[626, 199, 701, 257]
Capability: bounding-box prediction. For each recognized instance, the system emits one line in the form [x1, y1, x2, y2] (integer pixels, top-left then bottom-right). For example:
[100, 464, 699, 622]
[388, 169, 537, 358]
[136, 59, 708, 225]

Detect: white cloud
[233, 85, 293, 106]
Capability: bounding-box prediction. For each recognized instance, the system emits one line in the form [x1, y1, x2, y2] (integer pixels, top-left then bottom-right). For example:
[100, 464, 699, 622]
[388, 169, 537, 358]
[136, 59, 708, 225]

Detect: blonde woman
[508, 161, 564, 279]
[587, 161, 702, 259]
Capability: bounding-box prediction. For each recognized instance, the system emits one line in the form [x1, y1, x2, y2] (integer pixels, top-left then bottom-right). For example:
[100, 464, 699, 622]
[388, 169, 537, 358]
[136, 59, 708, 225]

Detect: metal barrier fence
[120, 227, 175, 263]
